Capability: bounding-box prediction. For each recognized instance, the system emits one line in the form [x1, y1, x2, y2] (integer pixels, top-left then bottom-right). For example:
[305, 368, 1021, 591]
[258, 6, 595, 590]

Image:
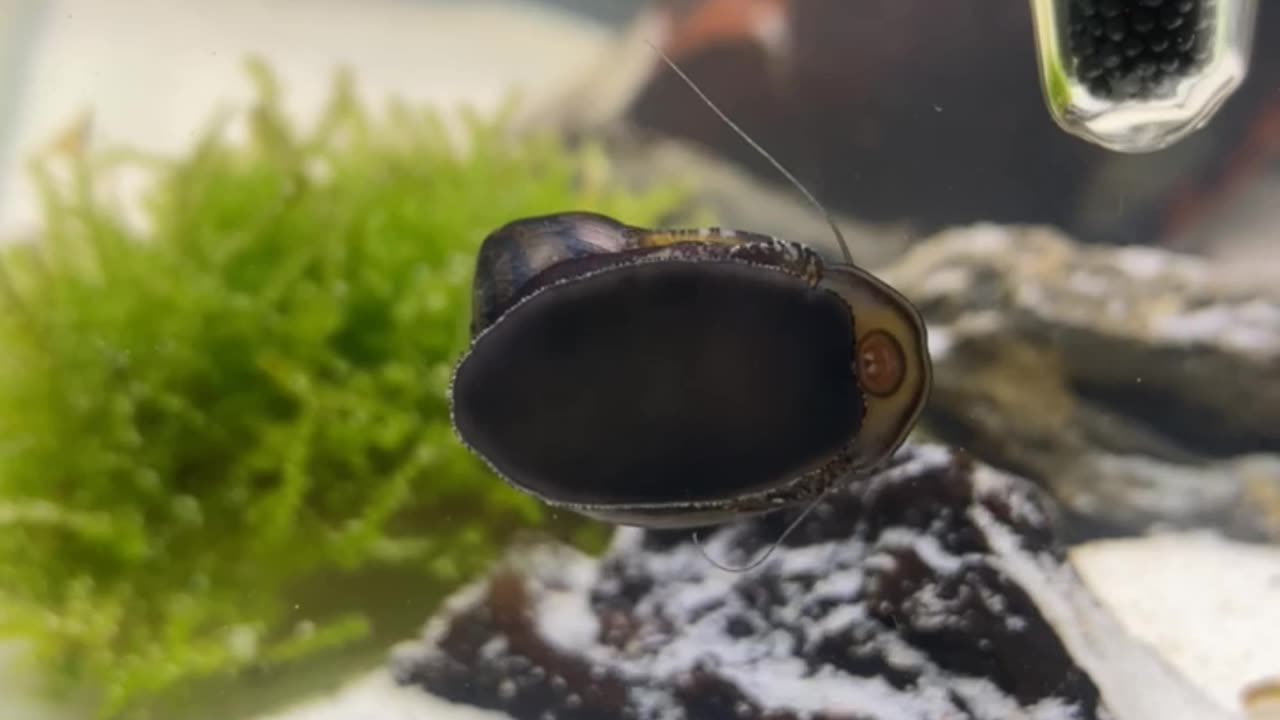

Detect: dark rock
[389, 445, 1226, 719]
[884, 224, 1280, 541]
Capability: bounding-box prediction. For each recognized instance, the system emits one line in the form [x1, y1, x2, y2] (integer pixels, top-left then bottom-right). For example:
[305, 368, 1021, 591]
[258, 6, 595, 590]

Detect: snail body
[449, 211, 930, 529]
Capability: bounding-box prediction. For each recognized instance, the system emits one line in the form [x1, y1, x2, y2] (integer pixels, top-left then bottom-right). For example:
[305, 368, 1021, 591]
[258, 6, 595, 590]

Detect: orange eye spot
[857, 330, 906, 397]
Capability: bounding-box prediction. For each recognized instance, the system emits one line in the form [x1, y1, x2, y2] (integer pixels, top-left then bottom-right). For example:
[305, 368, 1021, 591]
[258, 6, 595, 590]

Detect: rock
[1069, 531, 1280, 717]
[883, 224, 1280, 542]
[389, 444, 1226, 720]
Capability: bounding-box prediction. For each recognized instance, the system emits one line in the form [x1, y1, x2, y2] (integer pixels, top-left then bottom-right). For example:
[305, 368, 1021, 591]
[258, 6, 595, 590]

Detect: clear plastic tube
[1030, 0, 1258, 153]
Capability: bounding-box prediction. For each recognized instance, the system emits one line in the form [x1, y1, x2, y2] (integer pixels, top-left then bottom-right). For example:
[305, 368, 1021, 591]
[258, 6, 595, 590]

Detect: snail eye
[856, 329, 906, 397]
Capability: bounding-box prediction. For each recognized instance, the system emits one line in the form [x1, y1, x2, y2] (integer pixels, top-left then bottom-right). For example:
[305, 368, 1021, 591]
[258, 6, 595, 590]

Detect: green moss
[1046, 59, 1072, 114]
[0, 59, 691, 718]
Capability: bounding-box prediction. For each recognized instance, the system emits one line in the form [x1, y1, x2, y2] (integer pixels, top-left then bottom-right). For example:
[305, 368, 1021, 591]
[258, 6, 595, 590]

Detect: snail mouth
[451, 259, 862, 507]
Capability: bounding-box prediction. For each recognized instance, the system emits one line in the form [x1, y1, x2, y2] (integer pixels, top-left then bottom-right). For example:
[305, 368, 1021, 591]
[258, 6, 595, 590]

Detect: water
[0, 1, 1277, 719]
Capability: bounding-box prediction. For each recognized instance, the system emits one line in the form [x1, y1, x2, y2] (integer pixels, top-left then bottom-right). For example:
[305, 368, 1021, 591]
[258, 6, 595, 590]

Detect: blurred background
[4, 0, 1278, 263]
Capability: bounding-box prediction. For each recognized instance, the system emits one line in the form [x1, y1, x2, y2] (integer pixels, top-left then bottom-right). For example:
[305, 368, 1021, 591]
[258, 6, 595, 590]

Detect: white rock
[1070, 531, 1280, 717]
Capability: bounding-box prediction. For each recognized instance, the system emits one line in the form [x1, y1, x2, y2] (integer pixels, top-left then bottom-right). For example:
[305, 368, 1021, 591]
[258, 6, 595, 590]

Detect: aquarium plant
[0, 59, 691, 718]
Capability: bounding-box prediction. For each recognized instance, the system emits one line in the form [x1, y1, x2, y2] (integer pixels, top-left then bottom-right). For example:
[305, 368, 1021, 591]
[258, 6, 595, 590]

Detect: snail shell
[449, 212, 931, 529]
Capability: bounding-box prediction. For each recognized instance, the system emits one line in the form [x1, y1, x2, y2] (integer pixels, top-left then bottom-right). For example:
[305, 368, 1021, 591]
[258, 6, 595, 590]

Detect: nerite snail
[448, 47, 932, 560]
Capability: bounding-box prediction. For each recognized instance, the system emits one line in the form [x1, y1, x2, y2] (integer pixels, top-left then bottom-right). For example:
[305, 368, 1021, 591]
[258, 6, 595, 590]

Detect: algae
[0, 58, 691, 718]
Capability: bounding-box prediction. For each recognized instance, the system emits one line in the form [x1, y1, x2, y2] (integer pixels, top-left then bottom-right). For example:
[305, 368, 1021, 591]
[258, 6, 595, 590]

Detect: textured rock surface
[882, 225, 1280, 541]
[390, 445, 1226, 720]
